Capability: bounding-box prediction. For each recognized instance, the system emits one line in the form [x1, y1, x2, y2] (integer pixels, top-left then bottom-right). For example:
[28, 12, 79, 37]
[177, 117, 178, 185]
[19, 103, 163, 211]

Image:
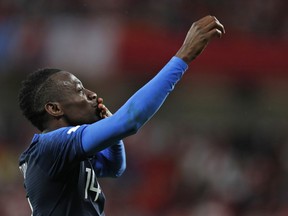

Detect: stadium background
[0, 0, 288, 215]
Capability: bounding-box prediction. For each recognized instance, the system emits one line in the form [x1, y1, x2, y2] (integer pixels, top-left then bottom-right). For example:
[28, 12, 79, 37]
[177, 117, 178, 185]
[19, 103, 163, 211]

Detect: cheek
[77, 103, 101, 123]
[63, 101, 97, 123]
[74, 103, 95, 117]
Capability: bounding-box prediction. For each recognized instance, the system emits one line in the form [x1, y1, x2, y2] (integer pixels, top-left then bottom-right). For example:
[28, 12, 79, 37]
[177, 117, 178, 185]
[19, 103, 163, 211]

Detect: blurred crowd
[1, 0, 288, 35]
[0, 0, 288, 215]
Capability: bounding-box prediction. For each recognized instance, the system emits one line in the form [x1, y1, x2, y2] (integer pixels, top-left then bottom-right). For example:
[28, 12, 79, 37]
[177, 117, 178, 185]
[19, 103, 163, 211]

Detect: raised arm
[81, 15, 225, 155]
[175, 15, 225, 63]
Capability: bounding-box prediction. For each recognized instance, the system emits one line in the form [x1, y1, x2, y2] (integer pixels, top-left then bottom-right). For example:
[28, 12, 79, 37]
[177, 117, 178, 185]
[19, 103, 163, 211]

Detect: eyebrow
[75, 80, 84, 87]
[68, 75, 82, 85]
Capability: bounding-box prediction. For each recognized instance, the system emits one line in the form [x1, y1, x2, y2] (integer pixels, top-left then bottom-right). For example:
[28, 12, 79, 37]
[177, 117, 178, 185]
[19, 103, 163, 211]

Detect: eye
[78, 87, 85, 95]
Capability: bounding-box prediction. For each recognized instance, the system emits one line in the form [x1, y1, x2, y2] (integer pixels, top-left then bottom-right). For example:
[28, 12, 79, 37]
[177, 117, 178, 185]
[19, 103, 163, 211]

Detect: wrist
[175, 49, 196, 64]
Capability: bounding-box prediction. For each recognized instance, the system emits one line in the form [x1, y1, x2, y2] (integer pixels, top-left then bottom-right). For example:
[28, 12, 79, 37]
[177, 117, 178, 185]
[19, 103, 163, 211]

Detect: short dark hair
[18, 68, 62, 131]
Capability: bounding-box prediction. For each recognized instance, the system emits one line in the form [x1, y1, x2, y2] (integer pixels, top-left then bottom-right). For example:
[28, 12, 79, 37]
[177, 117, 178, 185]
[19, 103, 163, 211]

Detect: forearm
[117, 56, 188, 129]
[94, 140, 126, 177]
[82, 56, 188, 154]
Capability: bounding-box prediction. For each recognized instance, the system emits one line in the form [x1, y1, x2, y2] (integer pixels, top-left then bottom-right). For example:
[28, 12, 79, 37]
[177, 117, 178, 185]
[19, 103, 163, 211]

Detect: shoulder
[41, 125, 87, 143]
[19, 125, 90, 174]
[20, 125, 89, 160]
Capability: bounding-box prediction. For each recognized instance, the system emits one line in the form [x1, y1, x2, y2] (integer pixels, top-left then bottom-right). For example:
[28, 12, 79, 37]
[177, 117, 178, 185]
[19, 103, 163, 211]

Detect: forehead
[50, 71, 82, 87]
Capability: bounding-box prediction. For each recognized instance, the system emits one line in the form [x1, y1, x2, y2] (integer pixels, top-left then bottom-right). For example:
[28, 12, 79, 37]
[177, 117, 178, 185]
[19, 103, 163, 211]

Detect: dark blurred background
[1, 0, 288, 215]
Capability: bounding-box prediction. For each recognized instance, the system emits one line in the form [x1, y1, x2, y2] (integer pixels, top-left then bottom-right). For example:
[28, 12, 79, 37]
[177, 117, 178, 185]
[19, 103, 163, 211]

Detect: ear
[44, 102, 63, 118]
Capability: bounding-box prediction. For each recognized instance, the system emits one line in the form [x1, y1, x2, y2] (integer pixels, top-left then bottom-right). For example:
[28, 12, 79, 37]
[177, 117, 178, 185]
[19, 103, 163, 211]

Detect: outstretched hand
[97, 97, 112, 119]
[175, 15, 225, 64]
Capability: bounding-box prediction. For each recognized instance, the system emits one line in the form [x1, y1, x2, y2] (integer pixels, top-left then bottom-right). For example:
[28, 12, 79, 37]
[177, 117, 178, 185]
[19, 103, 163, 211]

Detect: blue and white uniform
[19, 57, 188, 215]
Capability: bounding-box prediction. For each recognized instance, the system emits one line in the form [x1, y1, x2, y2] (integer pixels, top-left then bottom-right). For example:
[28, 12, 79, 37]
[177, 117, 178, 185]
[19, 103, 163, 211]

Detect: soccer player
[18, 15, 224, 215]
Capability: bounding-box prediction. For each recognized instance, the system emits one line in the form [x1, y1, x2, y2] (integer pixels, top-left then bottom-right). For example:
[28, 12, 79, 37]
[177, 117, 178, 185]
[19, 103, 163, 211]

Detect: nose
[86, 89, 97, 100]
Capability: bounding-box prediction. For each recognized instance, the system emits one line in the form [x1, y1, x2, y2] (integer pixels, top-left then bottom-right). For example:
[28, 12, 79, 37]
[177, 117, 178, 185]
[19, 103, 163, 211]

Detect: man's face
[50, 71, 101, 126]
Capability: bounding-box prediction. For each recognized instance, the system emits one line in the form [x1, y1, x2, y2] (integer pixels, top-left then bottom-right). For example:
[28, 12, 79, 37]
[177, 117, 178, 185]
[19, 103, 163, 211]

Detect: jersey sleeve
[35, 125, 88, 178]
[81, 56, 188, 155]
[92, 140, 126, 178]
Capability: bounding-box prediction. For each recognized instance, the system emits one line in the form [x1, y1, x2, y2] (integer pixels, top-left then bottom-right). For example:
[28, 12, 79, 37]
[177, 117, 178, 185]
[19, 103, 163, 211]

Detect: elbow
[126, 121, 142, 136]
[128, 127, 139, 136]
[116, 107, 146, 136]
[111, 162, 126, 178]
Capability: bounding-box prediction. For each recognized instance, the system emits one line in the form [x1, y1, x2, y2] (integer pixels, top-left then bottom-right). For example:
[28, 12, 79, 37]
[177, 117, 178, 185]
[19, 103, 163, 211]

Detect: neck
[42, 118, 68, 133]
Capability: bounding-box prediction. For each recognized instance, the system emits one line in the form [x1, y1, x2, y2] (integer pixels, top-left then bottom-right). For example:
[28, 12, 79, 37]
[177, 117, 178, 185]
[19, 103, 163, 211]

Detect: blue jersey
[19, 125, 106, 216]
[19, 56, 188, 215]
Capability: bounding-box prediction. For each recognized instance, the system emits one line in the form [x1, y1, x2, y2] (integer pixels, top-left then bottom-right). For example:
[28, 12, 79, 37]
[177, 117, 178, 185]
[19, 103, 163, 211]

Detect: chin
[79, 117, 100, 125]
[92, 115, 102, 123]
